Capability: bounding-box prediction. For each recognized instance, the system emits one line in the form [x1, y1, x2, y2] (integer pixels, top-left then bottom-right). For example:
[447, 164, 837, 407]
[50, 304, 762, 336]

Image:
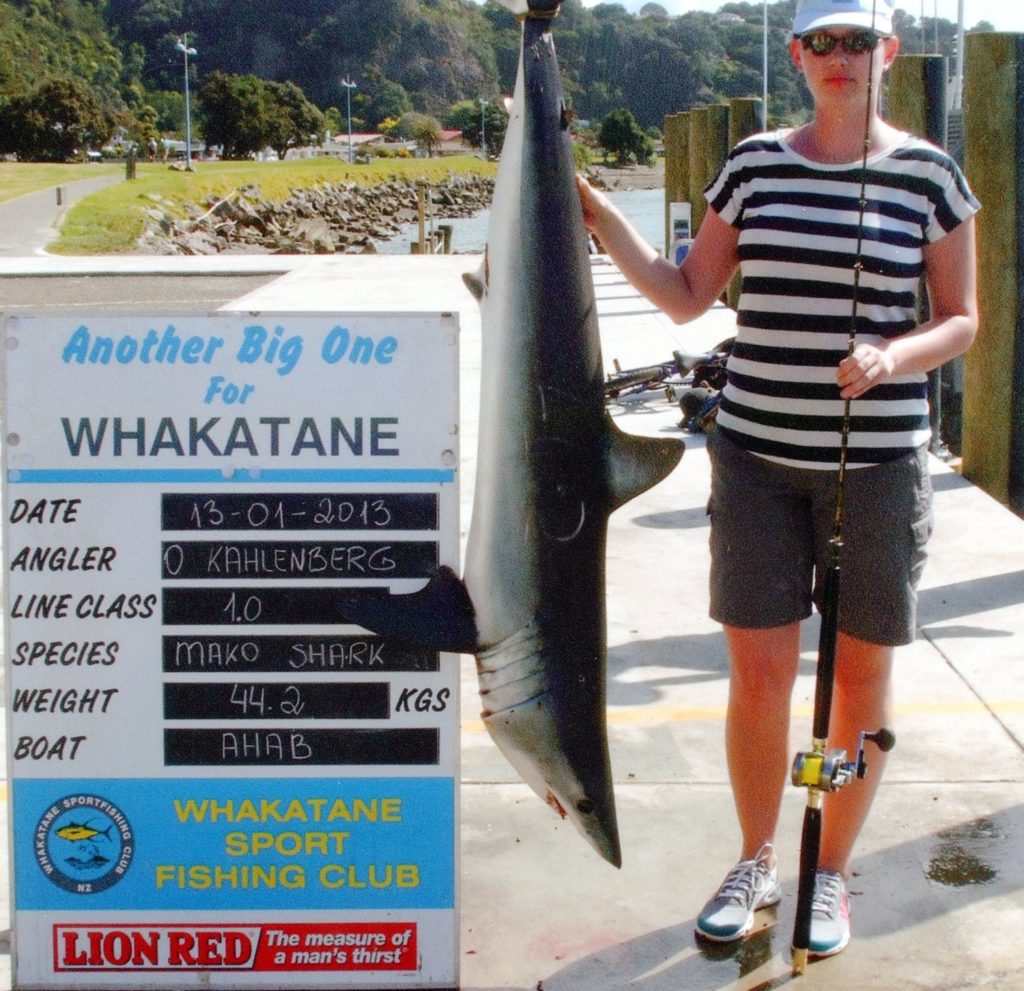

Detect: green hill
[0, 0, 980, 155]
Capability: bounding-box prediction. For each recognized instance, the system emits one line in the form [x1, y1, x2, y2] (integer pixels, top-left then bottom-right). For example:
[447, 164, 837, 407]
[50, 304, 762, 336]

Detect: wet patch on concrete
[926, 817, 1000, 887]
[696, 907, 777, 979]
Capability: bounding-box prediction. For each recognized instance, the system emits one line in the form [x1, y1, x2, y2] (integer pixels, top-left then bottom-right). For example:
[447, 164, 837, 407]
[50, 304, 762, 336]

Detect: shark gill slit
[476, 621, 548, 716]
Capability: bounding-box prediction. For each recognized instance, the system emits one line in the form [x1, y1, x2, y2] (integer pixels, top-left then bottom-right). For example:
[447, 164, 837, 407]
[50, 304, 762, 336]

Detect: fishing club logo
[34, 795, 134, 894]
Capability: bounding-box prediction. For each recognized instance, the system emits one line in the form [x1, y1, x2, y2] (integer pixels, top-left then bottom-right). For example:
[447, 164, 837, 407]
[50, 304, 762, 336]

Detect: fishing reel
[792, 728, 896, 794]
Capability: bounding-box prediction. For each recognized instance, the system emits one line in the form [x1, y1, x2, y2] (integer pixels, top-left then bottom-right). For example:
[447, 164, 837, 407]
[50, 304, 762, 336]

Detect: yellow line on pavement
[460, 699, 1024, 734]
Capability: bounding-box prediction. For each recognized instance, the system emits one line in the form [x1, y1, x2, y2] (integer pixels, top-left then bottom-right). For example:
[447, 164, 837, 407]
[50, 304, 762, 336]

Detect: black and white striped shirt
[705, 130, 980, 469]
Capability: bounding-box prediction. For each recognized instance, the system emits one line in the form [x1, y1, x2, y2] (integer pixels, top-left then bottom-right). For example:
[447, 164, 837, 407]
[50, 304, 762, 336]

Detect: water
[374, 186, 666, 255]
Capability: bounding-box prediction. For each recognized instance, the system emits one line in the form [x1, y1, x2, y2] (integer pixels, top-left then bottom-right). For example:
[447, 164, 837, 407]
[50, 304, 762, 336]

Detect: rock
[137, 173, 494, 255]
[292, 217, 336, 254]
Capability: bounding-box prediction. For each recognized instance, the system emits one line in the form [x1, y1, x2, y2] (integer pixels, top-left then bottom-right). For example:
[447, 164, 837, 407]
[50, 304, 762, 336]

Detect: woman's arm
[838, 216, 979, 399]
[576, 174, 739, 324]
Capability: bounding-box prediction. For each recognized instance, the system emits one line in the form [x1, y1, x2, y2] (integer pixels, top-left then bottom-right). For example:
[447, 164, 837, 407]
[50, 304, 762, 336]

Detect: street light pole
[175, 34, 197, 169]
[479, 98, 489, 158]
[341, 77, 357, 164]
[762, 1, 769, 129]
[953, 0, 965, 111]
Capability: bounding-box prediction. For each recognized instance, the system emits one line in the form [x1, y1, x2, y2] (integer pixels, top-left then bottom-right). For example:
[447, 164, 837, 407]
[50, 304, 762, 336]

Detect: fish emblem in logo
[54, 820, 115, 845]
[35, 796, 134, 894]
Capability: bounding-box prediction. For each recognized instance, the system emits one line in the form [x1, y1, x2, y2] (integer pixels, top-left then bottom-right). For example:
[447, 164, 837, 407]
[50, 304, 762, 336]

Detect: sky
[472, 1, 1024, 34]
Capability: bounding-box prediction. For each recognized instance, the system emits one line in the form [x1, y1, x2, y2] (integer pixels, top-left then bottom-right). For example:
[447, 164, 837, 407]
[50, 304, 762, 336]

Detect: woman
[577, 0, 979, 959]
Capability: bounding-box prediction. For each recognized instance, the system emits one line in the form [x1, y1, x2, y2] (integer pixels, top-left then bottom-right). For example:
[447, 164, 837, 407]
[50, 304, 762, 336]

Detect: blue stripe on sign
[7, 469, 456, 484]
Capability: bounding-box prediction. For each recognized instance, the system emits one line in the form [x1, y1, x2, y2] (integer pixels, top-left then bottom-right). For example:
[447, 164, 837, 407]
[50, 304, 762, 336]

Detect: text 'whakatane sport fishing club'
[56, 321, 404, 458]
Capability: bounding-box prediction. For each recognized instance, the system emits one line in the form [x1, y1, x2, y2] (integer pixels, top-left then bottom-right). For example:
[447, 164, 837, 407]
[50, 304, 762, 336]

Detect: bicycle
[604, 337, 734, 433]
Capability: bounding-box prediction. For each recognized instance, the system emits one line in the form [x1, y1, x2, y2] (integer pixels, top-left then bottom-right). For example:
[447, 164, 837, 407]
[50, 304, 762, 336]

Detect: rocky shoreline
[135, 160, 663, 255]
[587, 160, 665, 191]
[137, 173, 496, 255]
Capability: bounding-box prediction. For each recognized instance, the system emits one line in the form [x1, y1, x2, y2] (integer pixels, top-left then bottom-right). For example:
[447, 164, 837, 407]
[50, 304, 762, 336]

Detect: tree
[446, 99, 479, 137]
[264, 80, 324, 160]
[599, 107, 655, 166]
[364, 78, 413, 129]
[394, 111, 442, 155]
[447, 98, 508, 157]
[0, 77, 112, 162]
[197, 71, 271, 159]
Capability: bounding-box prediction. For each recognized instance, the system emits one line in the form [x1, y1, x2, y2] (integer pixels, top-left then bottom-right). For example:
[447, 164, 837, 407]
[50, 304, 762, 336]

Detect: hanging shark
[341, 0, 684, 867]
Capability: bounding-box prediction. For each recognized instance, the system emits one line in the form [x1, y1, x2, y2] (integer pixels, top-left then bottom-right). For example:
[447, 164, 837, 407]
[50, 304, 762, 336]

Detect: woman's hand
[575, 173, 608, 231]
[838, 343, 896, 399]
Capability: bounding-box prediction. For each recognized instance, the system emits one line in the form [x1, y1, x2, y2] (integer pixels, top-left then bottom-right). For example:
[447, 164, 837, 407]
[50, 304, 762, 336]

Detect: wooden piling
[417, 181, 427, 254]
[889, 54, 951, 456]
[962, 33, 1024, 513]
[726, 98, 763, 308]
[688, 104, 730, 236]
[728, 97, 762, 148]
[663, 112, 690, 257]
[888, 54, 948, 147]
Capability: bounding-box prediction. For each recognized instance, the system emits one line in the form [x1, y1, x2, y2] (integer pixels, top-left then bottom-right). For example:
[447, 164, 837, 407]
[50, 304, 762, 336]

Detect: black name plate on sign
[162, 492, 438, 531]
[162, 635, 438, 673]
[164, 727, 440, 766]
[163, 681, 391, 720]
[162, 586, 402, 626]
[160, 540, 438, 580]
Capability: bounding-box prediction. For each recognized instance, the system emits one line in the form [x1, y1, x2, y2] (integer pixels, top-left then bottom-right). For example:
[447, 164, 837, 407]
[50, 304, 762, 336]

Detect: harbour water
[375, 186, 666, 256]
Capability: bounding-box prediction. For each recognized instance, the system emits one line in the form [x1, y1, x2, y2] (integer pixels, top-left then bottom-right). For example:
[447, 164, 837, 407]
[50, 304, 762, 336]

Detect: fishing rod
[790, 0, 896, 974]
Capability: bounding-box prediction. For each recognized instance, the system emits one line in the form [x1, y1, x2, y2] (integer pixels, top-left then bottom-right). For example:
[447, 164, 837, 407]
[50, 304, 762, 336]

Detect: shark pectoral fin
[463, 249, 489, 303]
[462, 271, 485, 302]
[605, 416, 685, 512]
[338, 565, 478, 654]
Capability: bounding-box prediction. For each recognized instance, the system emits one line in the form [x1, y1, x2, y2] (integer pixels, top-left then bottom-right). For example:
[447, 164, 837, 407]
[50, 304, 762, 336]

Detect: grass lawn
[19, 156, 497, 255]
[0, 162, 122, 203]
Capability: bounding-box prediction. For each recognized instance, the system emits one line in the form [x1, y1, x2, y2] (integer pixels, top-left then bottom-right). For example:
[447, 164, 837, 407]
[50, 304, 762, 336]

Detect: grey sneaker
[808, 869, 851, 957]
[696, 844, 781, 942]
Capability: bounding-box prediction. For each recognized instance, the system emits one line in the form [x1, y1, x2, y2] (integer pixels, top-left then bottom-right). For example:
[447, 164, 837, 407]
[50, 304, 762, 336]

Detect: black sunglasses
[800, 30, 883, 56]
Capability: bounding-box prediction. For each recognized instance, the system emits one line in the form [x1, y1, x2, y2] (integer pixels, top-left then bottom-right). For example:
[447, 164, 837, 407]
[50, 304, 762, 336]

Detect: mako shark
[341, 0, 683, 866]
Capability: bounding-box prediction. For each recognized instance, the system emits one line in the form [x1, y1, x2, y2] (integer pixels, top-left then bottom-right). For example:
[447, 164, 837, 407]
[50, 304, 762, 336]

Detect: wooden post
[889, 54, 948, 146]
[889, 54, 951, 456]
[729, 97, 762, 148]
[688, 108, 709, 236]
[726, 98, 762, 309]
[417, 181, 427, 254]
[663, 111, 689, 257]
[689, 104, 730, 237]
[962, 33, 1024, 513]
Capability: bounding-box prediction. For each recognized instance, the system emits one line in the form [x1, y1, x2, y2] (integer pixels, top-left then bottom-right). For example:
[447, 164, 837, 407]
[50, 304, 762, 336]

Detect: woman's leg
[818, 631, 895, 876]
[696, 622, 801, 941]
[724, 622, 802, 863]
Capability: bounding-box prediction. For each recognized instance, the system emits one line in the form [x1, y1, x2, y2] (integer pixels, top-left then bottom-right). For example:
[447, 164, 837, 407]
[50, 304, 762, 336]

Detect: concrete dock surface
[2, 252, 1023, 989]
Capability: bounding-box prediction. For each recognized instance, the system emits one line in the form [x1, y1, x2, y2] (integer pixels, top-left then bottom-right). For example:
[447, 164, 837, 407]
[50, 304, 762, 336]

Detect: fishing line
[806, 0, 880, 765]
[791, 0, 897, 975]
[831, 3, 881, 565]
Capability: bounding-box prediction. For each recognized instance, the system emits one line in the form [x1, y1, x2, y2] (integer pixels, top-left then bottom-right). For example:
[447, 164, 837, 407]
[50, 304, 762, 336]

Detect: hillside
[0, 0, 980, 146]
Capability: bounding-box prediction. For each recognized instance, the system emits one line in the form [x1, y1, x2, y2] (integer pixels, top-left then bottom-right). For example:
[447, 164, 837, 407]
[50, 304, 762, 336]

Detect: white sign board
[2, 312, 461, 989]
[669, 201, 693, 265]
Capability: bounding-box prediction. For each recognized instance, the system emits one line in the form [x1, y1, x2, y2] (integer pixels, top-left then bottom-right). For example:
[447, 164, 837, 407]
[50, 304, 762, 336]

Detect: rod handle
[792, 804, 822, 974]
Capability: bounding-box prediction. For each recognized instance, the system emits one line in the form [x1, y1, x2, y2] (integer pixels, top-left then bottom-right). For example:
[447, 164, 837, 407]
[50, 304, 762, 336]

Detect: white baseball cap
[792, 0, 895, 36]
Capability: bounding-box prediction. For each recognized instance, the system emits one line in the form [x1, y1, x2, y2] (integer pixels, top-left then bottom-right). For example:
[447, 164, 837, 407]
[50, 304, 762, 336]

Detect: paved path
[0, 254, 1022, 989]
[0, 174, 123, 256]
